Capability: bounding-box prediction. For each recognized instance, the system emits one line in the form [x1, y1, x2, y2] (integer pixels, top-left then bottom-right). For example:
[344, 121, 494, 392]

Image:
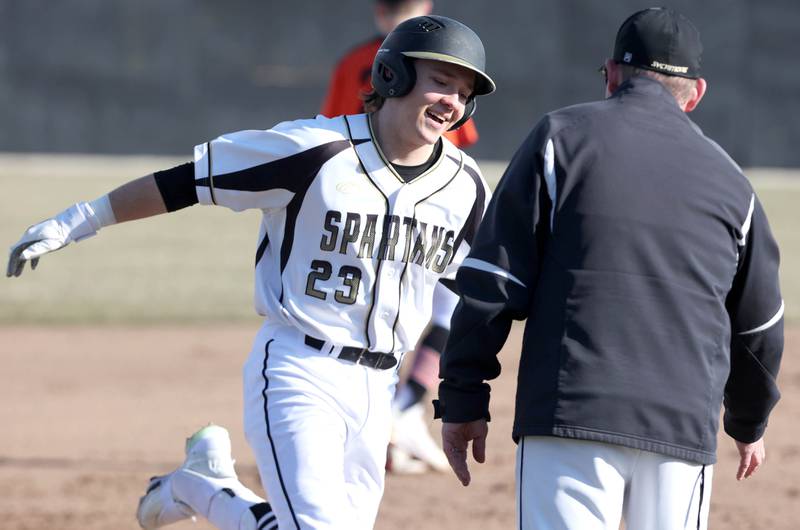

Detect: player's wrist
[58, 198, 114, 243]
[87, 194, 117, 229]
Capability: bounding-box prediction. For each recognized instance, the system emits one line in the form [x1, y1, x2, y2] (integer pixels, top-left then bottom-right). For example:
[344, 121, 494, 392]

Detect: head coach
[434, 7, 784, 529]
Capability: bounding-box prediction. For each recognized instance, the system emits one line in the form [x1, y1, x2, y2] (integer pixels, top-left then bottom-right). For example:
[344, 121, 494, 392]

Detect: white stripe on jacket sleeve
[461, 257, 526, 288]
[738, 300, 785, 335]
[543, 138, 556, 231]
[736, 194, 755, 246]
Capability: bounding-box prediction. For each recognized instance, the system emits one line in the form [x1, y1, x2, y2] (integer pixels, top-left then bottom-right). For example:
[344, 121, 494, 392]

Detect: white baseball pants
[517, 436, 712, 530]
[243, 322, 398, 530]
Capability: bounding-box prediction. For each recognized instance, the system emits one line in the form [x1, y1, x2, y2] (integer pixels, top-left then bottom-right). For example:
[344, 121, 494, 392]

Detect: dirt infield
[1, 324, 797, 529]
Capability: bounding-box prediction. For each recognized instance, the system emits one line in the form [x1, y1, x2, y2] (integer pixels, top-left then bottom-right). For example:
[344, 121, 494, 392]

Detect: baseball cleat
[386, 443, 428, 475]
[136, 424, 237, 529]
[391, 403, 450, 472]
[136, 474, 195, 529]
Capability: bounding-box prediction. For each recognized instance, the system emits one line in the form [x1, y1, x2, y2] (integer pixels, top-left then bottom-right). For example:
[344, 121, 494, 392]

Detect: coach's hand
[735, 436, 765, 480]
[442, 419, 488, 487]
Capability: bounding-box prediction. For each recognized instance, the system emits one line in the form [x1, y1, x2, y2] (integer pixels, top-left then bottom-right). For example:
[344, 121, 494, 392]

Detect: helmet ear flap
[449, 98, 476, 131]
[371, 53, 416, 98]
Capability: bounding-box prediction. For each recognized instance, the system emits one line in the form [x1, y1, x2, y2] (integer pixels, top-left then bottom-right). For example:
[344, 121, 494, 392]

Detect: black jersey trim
[197, 140, 353, 193]
[230, 139, 357, 304]
[367, 114, 445, 185]
[153, 162, 198, 212]
[346, 115, 390, 351]
[255, 231, 270, 267]
[390, 151, 464, 352]
[450, 158, 486, 255]
[207, 142, 218, 205]
[261, 340, 301, 530]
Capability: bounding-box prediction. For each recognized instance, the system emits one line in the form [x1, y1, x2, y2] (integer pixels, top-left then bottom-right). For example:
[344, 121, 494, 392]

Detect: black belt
[304, 335, 397, 370]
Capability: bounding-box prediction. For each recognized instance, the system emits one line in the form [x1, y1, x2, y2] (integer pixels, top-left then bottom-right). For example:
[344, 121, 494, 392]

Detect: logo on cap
[623, 52, 633, 63]
[650, 61, 689, 74]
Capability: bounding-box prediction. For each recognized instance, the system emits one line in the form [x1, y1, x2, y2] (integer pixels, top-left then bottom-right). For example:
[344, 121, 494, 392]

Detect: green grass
[1, 154, 262, 323]
[749, 171, 800, 323]
[1, 155, 797, 324]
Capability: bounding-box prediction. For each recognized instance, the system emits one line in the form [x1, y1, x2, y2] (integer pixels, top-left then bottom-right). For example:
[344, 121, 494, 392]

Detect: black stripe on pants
[261, 339, 301, 529]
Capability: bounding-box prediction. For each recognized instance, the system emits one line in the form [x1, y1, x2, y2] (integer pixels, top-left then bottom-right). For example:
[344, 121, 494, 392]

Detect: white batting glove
[6, 202, 102, 278]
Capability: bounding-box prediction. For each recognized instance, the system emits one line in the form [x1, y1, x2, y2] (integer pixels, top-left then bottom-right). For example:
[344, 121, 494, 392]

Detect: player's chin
[420, 120, 448, 143]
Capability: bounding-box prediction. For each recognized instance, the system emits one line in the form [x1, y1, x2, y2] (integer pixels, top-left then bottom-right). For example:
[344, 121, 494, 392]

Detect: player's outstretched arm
[7, 174, 166, 278]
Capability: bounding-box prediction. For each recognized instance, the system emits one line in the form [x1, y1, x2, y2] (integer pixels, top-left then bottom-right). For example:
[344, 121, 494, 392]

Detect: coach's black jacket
[437, 76, 784, 464]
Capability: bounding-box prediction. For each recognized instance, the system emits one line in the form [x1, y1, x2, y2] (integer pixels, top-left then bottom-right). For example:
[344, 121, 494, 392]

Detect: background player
[7, 15, 495, 530]
[436, 8, 783, 529]
[321, 0, 462, 475]
[322, 0, 479, 150]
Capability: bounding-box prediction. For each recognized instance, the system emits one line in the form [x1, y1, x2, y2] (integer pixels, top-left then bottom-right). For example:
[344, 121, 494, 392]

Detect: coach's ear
[682, 77, 707, 113]
[604, 59, 622, 98]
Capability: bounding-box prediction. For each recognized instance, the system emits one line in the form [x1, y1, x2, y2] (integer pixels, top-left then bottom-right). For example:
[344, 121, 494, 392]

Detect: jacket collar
[612, 75, 681, 109]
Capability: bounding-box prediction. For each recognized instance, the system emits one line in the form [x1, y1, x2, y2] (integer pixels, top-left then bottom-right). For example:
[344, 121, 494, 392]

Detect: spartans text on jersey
[319, 210, 455, 274]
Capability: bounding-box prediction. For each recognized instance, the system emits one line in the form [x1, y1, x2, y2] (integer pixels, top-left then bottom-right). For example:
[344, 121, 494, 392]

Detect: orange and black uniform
[321, 36, 480, 149]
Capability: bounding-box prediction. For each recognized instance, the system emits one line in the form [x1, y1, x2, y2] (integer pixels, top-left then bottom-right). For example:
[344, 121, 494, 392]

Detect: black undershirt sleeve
[153, 162, 198, 212]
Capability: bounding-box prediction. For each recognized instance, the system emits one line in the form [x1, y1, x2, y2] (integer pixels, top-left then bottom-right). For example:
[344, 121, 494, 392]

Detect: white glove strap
[60, 202, 102, 243]
[88, 194, 117, 228]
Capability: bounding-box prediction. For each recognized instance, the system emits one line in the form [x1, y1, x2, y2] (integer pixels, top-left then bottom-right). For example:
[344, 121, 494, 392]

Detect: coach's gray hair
[620, 65, 696, 107]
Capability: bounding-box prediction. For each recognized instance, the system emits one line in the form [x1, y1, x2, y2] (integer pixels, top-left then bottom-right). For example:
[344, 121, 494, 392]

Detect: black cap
[613, 7, 702, 79]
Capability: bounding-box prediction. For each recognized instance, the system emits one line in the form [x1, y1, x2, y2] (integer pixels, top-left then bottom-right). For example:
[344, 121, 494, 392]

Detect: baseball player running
[7, 15, 495, 530]
[321, 0, 462, 475]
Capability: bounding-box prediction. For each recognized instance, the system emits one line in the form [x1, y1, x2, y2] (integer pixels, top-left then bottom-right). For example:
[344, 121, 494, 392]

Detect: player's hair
[619, 65, 696, 106]
[361, 89, 385, 113]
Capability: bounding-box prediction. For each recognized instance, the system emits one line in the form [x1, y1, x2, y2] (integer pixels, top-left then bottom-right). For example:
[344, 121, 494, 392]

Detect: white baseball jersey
[193, 113, 490, 355]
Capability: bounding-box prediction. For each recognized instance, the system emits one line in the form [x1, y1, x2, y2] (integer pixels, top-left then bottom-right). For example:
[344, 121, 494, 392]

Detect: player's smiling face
[410, 60, 474, 142]
[393, 59, 475, 147]
[372, 59, 476, 165]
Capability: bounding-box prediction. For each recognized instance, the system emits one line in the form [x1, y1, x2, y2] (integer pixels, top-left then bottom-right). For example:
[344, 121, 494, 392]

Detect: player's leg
[246, 388, 350, 528]
[516, 436, 629, 530]
[623, 452, 713, 530]
[243, 327, 361, 528]
[342, 365, 396, 529]
[169, 427, 276, 530]
[137, 424, 277, 530]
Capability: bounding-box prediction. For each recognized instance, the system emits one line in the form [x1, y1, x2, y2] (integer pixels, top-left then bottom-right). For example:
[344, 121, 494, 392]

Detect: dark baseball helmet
[371, 15, 495, 130]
